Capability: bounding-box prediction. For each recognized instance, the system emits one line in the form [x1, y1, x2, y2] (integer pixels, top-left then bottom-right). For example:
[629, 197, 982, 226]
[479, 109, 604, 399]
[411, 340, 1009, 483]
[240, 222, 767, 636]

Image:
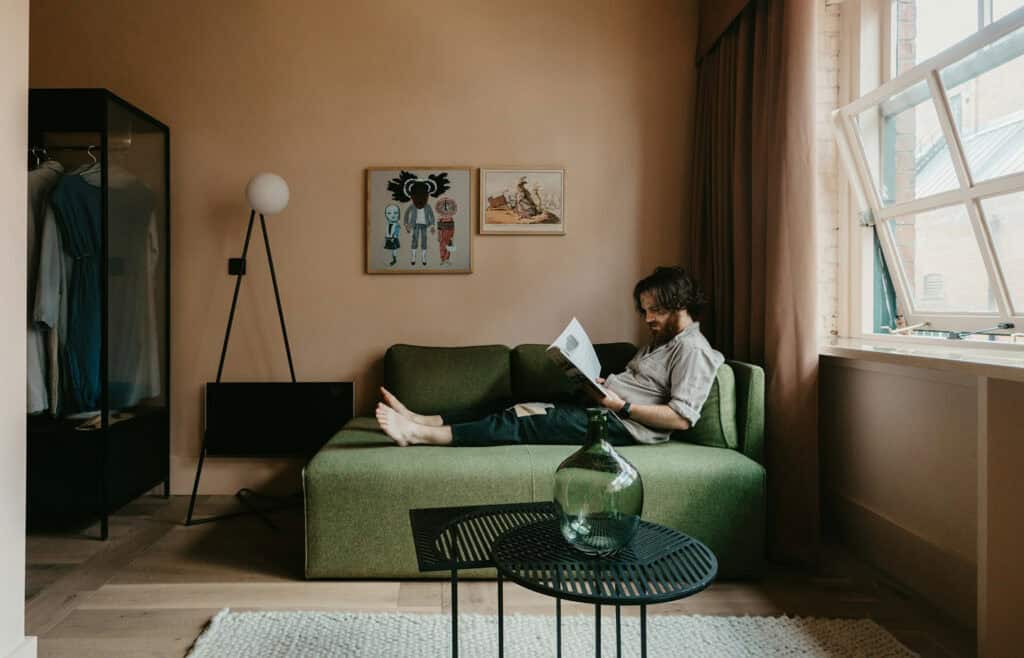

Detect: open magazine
[546, 318, 608, 398]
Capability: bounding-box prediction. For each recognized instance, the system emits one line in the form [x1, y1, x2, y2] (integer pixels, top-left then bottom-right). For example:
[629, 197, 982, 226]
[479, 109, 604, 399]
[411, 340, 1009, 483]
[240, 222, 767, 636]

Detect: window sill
[820, 336, 1024, 382]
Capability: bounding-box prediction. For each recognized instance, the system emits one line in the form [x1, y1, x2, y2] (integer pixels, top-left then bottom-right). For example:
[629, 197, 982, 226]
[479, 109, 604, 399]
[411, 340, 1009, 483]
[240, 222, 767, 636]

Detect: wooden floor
[25, 495, 974, 657]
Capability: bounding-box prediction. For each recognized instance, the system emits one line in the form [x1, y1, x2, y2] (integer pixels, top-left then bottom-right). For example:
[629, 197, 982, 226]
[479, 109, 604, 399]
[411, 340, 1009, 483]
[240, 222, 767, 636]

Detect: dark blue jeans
[443, 401, 634, 447]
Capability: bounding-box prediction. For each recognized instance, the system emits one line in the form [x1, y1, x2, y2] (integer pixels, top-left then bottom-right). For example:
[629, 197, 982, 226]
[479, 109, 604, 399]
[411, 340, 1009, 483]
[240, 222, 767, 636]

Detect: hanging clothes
[51, 174, 102, 414]
[26, 161, 63, 413]
[34, 175, 72, 416]
[105, 177, 161, 409]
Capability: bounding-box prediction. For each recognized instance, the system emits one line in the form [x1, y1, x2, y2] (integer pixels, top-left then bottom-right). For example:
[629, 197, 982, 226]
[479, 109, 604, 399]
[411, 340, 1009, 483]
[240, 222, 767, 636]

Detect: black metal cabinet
[27, 89, 170, 540]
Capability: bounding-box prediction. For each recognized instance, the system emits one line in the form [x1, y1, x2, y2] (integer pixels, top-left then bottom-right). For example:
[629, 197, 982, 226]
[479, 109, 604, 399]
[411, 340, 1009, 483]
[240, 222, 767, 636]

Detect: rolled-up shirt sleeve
[667, 346, 723, 426]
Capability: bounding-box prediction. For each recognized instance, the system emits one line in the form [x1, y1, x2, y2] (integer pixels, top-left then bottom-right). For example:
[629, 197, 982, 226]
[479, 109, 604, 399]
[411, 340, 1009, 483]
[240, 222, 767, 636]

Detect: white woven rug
[187, 609, 916, 657]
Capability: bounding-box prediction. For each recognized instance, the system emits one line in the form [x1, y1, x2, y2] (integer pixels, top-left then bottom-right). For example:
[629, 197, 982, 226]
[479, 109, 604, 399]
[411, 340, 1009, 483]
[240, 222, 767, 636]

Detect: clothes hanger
[29, 146, 48, 169]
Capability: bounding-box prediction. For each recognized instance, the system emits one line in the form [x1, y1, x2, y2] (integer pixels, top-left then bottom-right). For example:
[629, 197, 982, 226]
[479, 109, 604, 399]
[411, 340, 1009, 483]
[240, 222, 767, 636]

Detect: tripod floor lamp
[186, 172, 297, 527]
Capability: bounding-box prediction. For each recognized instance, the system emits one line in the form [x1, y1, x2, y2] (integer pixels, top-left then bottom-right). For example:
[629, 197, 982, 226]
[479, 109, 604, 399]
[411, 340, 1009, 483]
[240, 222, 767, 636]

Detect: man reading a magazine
[375, 266, 724, 446]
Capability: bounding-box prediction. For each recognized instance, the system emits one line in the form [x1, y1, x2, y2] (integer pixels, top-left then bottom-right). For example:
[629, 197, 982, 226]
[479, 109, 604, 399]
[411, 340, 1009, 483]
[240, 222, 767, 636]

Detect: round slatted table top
[492, 519, 718, 606]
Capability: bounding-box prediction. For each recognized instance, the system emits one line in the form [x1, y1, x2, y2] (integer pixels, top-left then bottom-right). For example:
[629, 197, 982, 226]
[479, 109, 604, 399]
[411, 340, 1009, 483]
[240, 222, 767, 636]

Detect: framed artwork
[480, 168, 565, 235]
[366, 167, 473, 274]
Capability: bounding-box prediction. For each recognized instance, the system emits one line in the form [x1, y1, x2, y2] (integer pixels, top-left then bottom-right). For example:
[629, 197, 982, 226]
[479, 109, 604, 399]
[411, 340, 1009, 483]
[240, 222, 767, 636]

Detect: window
[835, 3, 1024, 339]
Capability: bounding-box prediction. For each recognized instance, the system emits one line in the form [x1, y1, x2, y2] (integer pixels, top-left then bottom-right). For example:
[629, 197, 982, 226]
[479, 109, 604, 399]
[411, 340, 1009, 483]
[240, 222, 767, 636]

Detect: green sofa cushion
[671, 364, 738, 450]
[510, 342, 638, 402]
[384, 344, 512, 416]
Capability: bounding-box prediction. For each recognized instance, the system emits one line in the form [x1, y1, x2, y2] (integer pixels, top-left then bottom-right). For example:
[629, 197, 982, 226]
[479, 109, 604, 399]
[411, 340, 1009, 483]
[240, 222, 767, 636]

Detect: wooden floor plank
[81, 582, 402, 611]
[25, 497, 186, 637]
[24, 496, 976, 657]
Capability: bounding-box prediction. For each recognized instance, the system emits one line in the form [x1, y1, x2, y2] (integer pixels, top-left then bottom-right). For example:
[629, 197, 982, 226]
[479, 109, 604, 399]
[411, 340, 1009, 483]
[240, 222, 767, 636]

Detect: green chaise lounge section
[303, 343, 766, 579]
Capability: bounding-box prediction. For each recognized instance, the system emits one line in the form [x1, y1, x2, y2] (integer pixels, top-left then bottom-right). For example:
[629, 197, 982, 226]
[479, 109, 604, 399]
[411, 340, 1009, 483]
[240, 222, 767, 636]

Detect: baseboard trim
[825, 491, 976, 629]
[4, 636, 37, 658]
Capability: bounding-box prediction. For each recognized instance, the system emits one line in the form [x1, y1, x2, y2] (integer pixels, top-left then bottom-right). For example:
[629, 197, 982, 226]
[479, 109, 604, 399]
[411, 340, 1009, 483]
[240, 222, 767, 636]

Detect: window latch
[858, 209, 876, 227]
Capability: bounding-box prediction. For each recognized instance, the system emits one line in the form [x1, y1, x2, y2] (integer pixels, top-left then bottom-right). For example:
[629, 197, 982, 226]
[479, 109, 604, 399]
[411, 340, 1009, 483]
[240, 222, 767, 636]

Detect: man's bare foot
[380, 387, 412, 418]
[380, 386, 443, 427]
[375, 403, 452, 447]
[375, 404, 417, 446]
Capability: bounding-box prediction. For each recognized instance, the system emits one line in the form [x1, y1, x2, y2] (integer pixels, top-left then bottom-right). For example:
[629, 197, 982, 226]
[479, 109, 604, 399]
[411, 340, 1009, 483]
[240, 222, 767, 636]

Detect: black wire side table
[408, 502, 558, 658]
[492, 518, 718, 658]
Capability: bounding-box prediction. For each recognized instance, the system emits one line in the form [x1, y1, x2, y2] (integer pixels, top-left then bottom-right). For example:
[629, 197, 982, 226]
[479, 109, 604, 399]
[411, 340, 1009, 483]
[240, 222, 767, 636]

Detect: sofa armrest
[727, 360, 765, 465]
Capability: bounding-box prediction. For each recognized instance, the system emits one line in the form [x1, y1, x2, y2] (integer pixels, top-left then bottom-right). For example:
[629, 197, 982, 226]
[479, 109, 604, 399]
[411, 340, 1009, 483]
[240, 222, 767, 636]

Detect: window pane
[886, 205, 997, 312]
[940, 26, 1024, 183]
[994, 1, 1024, 22]
[859, 88, 958, 206]
[893, 0, 977, 79]
[979, 192, 1024, 312]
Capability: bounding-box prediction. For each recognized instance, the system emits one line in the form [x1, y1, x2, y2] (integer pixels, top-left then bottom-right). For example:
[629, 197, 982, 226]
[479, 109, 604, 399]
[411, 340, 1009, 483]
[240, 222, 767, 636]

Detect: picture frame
[479, 168, 566, 235]
[366, 166, 474, 274]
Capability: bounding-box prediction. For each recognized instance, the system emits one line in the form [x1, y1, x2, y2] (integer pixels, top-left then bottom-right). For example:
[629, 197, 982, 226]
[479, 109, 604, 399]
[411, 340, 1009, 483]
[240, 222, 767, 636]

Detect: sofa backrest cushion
[382, 343, 753, 456]
[510, 342, 638, 402]
[670, 363, 738, 450]
[384, 344, 511, 416]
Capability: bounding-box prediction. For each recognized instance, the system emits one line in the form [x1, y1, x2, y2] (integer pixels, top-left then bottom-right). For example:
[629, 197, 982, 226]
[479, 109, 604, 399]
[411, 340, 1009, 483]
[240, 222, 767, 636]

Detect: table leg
[451, 565, 458, 658]
[451, 526, 459, 658]
[497, 572, 504, 658]
[556, 598, 562, 658]
[595, 604, 601, 658]
[640, 604, 647, 658]
[615, 605, 621, 658]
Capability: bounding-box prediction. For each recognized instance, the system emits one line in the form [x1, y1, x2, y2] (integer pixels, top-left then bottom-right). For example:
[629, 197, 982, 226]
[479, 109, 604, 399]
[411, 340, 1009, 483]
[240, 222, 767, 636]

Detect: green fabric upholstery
[384, 344, 511, 416]
[726, 360, 765, 464]
[304, 419, 534, 579]
[670, 365, 738, 450]
[304, 419, 765, 579]
[510, 342, 638, 402]
[510, 344, 576, 402]
[304, 345, 768, 581]
[594, 342, 642, 377]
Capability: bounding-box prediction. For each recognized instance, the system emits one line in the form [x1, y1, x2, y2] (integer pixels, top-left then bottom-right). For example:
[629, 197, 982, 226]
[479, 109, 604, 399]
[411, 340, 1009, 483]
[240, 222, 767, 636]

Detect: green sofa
[304, 343, 766, 579]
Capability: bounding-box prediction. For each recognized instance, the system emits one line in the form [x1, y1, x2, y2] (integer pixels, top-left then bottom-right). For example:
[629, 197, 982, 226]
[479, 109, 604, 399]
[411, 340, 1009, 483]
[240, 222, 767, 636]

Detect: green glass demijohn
[553, 408, 644, 556]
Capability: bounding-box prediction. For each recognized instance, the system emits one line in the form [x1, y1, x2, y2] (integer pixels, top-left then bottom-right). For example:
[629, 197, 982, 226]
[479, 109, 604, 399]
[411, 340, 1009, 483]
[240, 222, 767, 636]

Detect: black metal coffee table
[492, 518, 718, 657]
[409, 502, 717, 658]
[408, 502, 558, 658]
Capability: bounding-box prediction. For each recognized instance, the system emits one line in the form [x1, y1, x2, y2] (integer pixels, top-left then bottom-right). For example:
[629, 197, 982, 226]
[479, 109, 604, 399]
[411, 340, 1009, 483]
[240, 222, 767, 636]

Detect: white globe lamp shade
[246, 173, 290, 215]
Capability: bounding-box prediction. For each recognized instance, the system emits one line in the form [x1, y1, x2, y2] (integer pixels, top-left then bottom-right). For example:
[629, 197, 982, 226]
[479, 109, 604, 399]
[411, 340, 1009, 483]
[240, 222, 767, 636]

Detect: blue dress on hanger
[51, 174, 102, 413]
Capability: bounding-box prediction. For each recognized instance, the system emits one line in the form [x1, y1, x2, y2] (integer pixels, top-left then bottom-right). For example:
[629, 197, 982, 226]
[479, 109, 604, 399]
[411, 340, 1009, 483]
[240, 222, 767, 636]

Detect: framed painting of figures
[366, 167, 473, 274]
[480, 168, 565, 235]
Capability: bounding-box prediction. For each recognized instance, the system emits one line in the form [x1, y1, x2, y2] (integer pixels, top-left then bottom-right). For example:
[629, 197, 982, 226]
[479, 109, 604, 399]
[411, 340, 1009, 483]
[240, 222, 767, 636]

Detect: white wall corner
[4, 637, 36, 658]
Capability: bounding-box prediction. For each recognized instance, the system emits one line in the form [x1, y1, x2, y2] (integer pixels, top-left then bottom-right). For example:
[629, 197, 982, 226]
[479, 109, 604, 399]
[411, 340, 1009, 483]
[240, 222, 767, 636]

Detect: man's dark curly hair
[633, 266, 707, 317]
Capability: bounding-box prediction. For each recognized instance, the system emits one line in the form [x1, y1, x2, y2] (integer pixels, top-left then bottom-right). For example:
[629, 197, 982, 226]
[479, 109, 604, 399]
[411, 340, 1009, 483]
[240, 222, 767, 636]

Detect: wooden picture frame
[479, 168, 566, 235]
[366, 166, 474, 274]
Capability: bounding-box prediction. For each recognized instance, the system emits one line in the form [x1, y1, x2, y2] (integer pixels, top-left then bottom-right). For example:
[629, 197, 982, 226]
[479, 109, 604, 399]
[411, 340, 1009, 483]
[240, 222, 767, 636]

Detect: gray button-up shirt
[604, 322, 724, 444]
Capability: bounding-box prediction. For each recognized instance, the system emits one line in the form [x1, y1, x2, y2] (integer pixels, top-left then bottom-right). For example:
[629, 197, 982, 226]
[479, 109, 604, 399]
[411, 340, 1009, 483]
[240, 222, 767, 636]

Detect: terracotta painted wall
[29, 0, 699, 493]
[1, 1, 33, 655]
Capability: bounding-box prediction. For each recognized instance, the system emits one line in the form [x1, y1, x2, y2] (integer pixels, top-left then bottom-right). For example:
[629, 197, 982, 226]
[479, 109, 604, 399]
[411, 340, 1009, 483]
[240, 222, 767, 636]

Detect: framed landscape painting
[366, 167, 473, 274]
[480, 168, 565, 235]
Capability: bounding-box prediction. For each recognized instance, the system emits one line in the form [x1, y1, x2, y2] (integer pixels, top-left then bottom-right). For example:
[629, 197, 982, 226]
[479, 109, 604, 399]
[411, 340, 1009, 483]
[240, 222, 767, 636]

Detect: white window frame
[833, 3, 1024, 337]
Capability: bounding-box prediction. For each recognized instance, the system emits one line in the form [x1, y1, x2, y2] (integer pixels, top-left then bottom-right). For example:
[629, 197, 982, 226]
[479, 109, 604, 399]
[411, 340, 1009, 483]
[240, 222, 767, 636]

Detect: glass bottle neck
[585, 410, 610, 448]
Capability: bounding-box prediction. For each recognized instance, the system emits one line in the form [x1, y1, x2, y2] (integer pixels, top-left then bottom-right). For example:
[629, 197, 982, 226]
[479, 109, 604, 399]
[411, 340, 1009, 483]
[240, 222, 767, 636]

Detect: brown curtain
[689, 0, 819, 565]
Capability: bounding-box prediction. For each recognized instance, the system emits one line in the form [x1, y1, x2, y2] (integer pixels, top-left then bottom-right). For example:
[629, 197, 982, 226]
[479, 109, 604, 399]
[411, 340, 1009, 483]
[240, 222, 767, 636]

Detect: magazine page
[547, 317, 607, 396]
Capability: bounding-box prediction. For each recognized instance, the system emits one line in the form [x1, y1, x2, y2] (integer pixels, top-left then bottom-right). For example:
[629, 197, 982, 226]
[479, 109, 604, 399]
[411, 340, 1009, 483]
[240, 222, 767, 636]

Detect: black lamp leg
[185, 446, 206, 525]
[259, 213, 296, 383]
[216, 210, 256, 383]
[187, 210, 253, 527]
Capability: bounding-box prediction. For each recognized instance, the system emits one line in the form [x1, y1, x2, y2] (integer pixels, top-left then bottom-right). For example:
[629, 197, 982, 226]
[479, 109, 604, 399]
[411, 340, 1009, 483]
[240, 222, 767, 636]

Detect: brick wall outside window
[817, 0, 842, 337]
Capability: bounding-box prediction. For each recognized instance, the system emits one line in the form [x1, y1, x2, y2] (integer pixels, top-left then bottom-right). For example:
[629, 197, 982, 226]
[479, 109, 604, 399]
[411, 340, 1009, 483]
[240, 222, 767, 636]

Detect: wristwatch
[619, 401, 632, 419]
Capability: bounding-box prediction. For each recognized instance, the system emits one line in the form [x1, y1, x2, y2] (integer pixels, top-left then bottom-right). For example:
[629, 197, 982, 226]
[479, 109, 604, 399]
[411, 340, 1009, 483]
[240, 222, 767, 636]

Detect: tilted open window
[834, 6, 1024, 337]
